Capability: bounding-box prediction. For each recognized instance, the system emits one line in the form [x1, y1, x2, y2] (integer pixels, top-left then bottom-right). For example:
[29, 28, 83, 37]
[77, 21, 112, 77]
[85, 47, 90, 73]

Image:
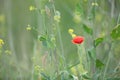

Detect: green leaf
[82, 74, 91, 79]
[94, 37, 104, 47]
[111, 24, 120, 40]
[75, 3, 83, 15]
[88, 47, 96, 60]
[56, 71, 74, 80]
[41, 72, 50, 80]
[107, 78, 120, 80]
[38, 35, 48, 47]
[96, 59, 104, 69]
[67, 60, 80, 69]
[83, 24, 93, 35]
[39, 36, 46, 41]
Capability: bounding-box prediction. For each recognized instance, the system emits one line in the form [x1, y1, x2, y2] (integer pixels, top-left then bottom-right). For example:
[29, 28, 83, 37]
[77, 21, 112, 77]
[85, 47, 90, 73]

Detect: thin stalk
[77, 45, 86, 80]
[86, 49, 91, 73]
[77, 45, 82, 64]
[56, 23, 66, 69]
[102, 42, 113, 80]
[117, 12, 120, 24]
[111, 0, 114, 18]
[31, 41, 37, 80]
[51, 0, 66, 69]
[34, 0, 47, 34]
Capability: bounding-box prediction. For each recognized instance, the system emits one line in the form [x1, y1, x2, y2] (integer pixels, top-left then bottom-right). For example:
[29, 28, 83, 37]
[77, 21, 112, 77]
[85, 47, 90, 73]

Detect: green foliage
[38, 34, 56, 49]
[83, 24, 93, 35]
[75, 3, 84, 15]
[88, 47, 96, 60]
[41, 72, 51, 80]
[39, 36, 47, 41]
[55, 71, 76, 80]
[1, 0, 120, 79]
[39, 35, 48, 47]
[94, 37, 104, 47]
[107, 78, 120, 80]
[82, 74, 91, 79]
[111, 24, 120, 40]
[96, 59, 104, 69]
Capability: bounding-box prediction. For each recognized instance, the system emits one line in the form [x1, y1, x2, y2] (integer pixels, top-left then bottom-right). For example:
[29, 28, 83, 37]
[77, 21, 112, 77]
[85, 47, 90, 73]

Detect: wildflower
[26, 24, 32, 31]
[29, 6, 36, 11]
[68, 29, 74, 34]
[35, 65, 41, 71]
[34, 65, 43, 73]
[26, 27, 31, 31]
[71, 67, 77, 75]
[92, 2, 98, 6]
[54, 11, 61, 22]
[71, 34, 76, 38]
[0, 39, 4, 47]
[72, 36, 84, 44]
[54, 15, 60, 22]
[51, 37, 56, 42]
[68, 28, 76, 38]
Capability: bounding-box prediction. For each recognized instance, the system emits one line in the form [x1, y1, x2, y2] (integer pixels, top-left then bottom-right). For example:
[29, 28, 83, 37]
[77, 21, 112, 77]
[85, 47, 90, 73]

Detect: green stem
[51, 1, 66, 69]
[77, 45, 84, 80]
[103, 54, 111, 80]
[77, 45, 82, 64]
[56, 23, 66, 69]
[103, 42, 113, 80]
[117, 12, 120, 24]
[31, 40, 37, 80]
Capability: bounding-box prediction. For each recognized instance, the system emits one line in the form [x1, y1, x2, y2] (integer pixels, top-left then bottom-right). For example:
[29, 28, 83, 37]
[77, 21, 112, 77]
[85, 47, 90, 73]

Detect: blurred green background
[0, 0, 120, 80]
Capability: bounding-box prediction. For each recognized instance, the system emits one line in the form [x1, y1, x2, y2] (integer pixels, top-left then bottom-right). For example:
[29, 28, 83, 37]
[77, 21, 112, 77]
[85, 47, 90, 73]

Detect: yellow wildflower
[26, 27, 31, 31]
[71, 34, 76, 38]
[68, 28, 76, 38]
[35, 65, 40, 71]
[54, 15, 61, 22]
[71, 64, 87, 76]
[0, 39, 4, 47]
[92, 2, 98, 6]
[26, 24, 32, 31]
[68, 29, 74, 34]
[71, 67, 77, 75]
[54, 11, 61, 22]
[29, 6, 36, 11]
[34, 65, 43, 73]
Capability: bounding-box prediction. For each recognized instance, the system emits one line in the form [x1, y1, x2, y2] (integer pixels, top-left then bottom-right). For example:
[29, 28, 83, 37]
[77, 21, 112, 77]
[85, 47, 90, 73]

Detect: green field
[0, 0, 120, 80]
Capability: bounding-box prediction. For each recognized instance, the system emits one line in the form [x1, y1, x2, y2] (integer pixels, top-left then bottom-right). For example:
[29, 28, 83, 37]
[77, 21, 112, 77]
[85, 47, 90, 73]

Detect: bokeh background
[0, 0, 120, 80]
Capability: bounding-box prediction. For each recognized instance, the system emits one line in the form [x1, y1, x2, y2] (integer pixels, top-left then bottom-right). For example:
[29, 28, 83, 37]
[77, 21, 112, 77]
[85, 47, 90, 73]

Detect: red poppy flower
[72, 36, 84, 44]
